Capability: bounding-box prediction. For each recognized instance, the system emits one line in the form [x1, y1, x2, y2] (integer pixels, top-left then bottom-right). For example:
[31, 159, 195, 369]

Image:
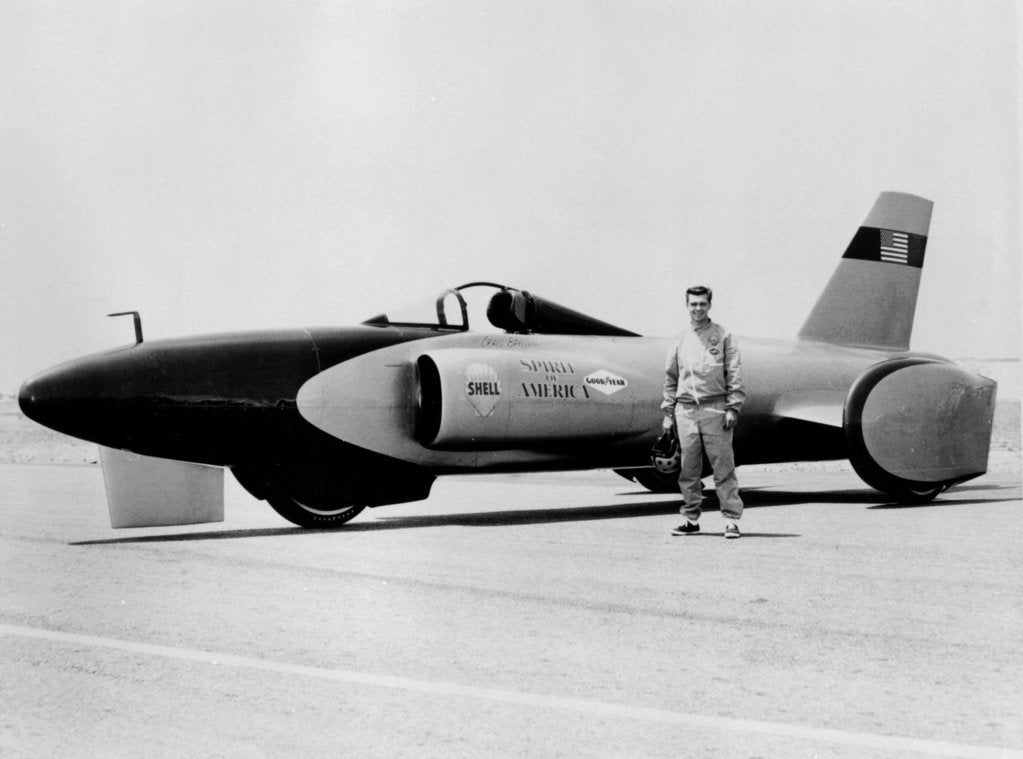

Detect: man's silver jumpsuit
[662, 320, 746, 522]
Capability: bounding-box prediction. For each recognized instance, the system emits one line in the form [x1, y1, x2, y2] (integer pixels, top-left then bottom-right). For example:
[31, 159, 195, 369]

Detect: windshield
[362, 281, 639, 337]
[362, 282, 508, 332]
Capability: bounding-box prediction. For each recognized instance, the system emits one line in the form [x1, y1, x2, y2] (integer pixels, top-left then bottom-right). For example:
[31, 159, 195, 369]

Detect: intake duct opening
[416, 355, 442, 446]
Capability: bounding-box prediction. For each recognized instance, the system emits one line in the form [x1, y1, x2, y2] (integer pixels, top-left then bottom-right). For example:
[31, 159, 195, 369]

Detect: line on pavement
[2, 623, 1017, 758]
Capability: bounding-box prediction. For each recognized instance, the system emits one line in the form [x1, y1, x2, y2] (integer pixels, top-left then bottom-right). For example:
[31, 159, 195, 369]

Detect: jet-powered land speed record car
[19, 192, 997, 529]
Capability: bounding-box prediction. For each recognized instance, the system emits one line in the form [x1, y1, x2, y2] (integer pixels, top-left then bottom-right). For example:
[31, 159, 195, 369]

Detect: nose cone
[20, 364, 78, 433]
[19, 347, 151, 445]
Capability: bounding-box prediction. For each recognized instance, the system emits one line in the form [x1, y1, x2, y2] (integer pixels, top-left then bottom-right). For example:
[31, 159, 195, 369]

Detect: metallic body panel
[846, 358, 997, 488]
[296, 330, 916, 473]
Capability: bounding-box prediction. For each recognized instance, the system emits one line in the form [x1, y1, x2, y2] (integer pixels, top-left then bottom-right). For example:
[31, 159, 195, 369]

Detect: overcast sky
[1, 1, 1019, 393]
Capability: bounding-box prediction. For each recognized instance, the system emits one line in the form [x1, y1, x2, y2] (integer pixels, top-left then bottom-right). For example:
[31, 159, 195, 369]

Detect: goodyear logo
[465, 363, 501, 417]
[584, 370, 628, 396]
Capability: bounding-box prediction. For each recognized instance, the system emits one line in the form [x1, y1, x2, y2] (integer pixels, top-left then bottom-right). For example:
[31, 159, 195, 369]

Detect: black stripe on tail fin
[798, 192, 933, 351]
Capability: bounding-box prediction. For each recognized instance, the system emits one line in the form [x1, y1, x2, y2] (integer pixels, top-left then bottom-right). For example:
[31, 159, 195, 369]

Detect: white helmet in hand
[650, 431, 681, 475]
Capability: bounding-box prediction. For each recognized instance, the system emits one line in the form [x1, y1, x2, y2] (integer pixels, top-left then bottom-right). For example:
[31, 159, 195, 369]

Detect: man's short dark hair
[686, 285, 713, 303]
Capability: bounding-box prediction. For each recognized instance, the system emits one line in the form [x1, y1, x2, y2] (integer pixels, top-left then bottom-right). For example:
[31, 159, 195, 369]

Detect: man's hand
[723, 409, 739, 430]
[662, 416, 674, 432]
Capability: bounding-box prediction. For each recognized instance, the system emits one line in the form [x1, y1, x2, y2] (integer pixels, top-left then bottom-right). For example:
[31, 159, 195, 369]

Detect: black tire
[266, 493, 366, 528]
[887, 483, 946, 504]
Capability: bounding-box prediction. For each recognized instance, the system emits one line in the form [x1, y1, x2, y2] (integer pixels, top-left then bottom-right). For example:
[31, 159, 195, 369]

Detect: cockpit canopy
[363, 282, 638, 337]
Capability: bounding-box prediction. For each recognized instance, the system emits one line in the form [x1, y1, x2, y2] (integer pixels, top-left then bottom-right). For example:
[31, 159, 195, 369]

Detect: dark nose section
[20, 362, 102, 441]
[18, 348, 151, 445]
[20, 366, 72, 431]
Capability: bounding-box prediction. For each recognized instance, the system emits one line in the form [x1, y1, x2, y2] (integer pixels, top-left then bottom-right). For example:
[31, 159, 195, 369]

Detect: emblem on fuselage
[584, 370, 628, 396]
[465, 363, 502, 417]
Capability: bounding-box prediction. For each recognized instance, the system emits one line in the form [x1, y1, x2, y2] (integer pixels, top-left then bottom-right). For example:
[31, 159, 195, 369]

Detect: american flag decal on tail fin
[841, 226, 927, 268]
[880, 229, 909, 264]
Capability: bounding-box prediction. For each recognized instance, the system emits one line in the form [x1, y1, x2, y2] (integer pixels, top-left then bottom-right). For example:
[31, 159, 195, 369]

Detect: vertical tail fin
[798, 192, 933, 351]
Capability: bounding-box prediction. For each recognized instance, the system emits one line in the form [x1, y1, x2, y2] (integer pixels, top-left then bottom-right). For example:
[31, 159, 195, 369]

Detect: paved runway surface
[2, 462, 1021, 758]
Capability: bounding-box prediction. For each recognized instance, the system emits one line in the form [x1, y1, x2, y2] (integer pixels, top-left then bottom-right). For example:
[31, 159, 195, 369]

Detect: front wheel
[266, 493, 366, 528]
[886, 483, 947, 505]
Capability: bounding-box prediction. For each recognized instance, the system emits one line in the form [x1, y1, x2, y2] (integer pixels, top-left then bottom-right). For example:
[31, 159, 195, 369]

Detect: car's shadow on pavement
[71, 482, 1017, 544]
[73, 499, 682, 543]
[70, 496, 759, 543]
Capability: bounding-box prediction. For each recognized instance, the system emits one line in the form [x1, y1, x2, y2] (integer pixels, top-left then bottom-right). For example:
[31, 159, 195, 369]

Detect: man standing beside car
[662, 285, 746, 538]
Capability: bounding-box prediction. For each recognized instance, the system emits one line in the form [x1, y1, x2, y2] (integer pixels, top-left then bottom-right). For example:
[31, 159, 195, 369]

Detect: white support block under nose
[100, 447, 225, 528]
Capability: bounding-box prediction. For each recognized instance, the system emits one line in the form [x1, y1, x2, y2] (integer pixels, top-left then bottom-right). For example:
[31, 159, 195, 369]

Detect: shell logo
[584, 370, 628, 396]
[465, 363, 501, 417]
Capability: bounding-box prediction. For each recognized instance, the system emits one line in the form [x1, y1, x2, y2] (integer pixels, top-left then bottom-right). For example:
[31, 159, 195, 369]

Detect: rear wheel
[266, 493, 366, 528]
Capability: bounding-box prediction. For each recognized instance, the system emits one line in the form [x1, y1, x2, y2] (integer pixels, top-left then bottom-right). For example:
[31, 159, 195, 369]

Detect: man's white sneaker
[724, 524, 740, 539]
